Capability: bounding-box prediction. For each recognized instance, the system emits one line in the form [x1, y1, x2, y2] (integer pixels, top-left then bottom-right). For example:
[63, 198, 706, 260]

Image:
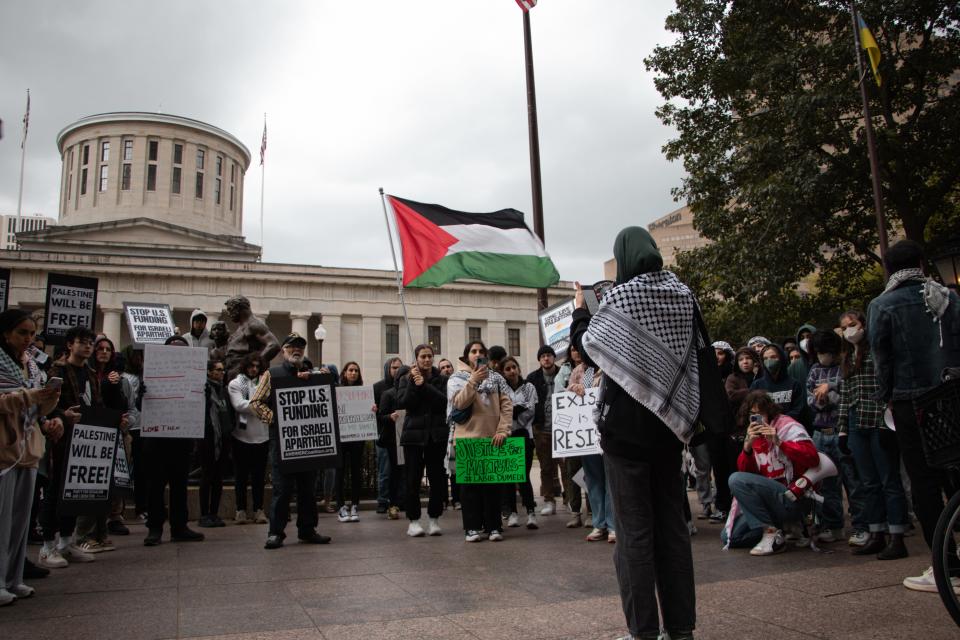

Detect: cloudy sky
[0, 0, 685, 282]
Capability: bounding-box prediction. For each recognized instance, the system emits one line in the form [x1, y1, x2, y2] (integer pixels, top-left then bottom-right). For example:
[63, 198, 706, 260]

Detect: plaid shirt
[837, 351, 885, 433]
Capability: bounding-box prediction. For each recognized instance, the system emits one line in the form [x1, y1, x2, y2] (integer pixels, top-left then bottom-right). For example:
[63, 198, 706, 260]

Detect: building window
[66, 149, 74, 201]
[80, 168, 88, 195]
[172, 167, 181, 194]
[122, 139, 133, 161]
[195, 172, 204, 199]
[508, 328, 521, 357]
[427, 325, 442, 354]
[385, 324, 400, 354]
[121, 163, 131, 190]
[100, 140, 110, 162]
[215, 178, 221, 205]
[216, 155, 223, 176]
[98, 164, 109, 192]
[148, 140, 158, 161]
[229, 162, 236, 211]
[229, 185, 235, 210]
[146, 165, 157, 191]
[468, 326, 482, 344]
[82, 144, 90, 165]
[173, 143, 183, 165]
[172, 143, 182, 195]
[196, 148, 205, 170]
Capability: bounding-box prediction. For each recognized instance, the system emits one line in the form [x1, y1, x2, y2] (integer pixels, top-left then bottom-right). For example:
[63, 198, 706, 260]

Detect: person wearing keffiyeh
[570, 226, 696, 640]
[866, 239, 960, 594]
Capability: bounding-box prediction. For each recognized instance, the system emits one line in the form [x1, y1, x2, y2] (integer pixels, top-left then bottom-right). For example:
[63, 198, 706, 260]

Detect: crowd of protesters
[1, 235, 958, 640]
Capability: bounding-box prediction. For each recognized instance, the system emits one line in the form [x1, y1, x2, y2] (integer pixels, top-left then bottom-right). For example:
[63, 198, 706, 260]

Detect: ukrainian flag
[858, 16, 882, 87]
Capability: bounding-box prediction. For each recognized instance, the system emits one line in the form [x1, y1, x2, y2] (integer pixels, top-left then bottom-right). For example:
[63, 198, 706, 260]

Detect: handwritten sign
[337, 385, 377, 442]
[274, 373, 340, 473]
[59, 408, 121, 515]
[44, 273, 98, 346]
[141, 344, 207, 438]
[551, 388, 601, 458]
[124, 302, 175, 346]
[455, 437, 526, 484]
[538, 298, 575, 357]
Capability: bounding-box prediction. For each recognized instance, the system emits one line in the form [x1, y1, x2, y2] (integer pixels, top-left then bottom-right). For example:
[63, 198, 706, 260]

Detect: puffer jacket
[397, 366, 449, 446]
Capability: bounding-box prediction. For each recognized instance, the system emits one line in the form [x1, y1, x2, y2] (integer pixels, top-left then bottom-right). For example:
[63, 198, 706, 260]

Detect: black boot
[853, 532, 887, 555]
[878, 533, 908, 560]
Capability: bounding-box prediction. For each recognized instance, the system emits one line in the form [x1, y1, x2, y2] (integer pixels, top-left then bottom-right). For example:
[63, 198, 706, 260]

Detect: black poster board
[274, 372, 340, 474]
[58, 407, 122, 516]
[111, 435, 133, 496]
[0, 267, 10, 313]
[44, 273, 99, 346]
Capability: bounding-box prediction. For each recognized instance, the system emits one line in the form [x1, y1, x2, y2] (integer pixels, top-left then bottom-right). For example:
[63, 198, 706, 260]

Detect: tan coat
[0, 387, 56, 470]
[449, 360, 512, 441]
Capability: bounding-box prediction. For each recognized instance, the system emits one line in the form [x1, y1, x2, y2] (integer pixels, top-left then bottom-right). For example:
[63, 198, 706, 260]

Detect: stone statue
[223, 296, 280, 379]
[208, 321, 229, 362]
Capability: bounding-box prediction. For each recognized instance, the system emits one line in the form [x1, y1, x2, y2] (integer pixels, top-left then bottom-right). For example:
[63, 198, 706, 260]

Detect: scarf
[885, 267, 952, 346]
[0, 347, 40, 476]
[582, 270, 700, 443]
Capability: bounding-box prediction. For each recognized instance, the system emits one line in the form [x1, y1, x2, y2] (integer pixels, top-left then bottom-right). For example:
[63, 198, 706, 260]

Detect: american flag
[260, 116, 267, 166]
[21, 89, 30, 149]
[515, 0, 536, 11]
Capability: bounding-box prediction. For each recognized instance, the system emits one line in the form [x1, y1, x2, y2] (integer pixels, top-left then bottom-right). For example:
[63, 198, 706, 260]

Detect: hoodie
[725, 347, 760, 434]
[787, 323, 816, 384]
[184, 309, 214, 350]
[749, 344, 806, 422]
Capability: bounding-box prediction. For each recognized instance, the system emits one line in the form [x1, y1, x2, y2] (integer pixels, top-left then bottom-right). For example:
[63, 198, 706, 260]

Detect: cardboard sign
[551, 388, 601, 458]
[454, 437, 526, 484]
[112, 439, 132, 494]
[59, 408, 121, 516]
[337, 385, 377, 442]
[274, 373, 340, 473]
[0, 267, 9, 313]
[141, 344, 208, 438]
[123, 302, 175, 346]
[44, 273, 98, 346]
[538, 298, 575, 358]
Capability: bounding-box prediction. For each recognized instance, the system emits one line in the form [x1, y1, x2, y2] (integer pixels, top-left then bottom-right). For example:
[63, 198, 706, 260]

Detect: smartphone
[749, 414, 763, 425]
[584, 280, 615, 315]
[476, 357, 489, 367]
[46, 377, 63, 391]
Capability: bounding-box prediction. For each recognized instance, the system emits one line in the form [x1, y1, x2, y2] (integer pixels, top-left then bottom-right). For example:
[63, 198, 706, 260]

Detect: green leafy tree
[646, 0, 960, 341]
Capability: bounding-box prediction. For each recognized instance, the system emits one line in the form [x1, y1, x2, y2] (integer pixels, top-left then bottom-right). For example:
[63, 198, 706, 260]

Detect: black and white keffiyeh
[885, 267, 952, 346]
[581, 270, 700, 443]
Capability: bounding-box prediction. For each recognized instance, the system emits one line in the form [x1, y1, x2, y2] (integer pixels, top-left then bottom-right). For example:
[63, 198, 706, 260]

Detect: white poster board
[551, 388, 601, 458]
[276, 381, 338, 468]
[539, 298, 575, 357]
[123, 302, 175, 346]
[141, 344, 208, 438]
[63, 423, 117, 502]
[336, 385, 377, 442]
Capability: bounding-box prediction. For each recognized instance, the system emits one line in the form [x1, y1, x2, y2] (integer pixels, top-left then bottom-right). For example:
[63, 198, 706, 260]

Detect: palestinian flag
[387, 195, 560, 289]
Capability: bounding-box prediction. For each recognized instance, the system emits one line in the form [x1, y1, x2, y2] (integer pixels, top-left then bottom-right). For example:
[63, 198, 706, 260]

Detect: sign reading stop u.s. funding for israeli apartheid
[44, 273, 98, 346]
[123, 302, 175, 346]
[455, 437, 526, 484]
[59, 408, 122, 516]
[551, 388, 601, 458]
[274, 373, 341, 474]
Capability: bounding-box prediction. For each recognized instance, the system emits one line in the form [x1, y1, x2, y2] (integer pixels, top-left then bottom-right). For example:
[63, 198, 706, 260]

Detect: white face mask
[799, 338, 810, 353]
[843, 326, 865, 344]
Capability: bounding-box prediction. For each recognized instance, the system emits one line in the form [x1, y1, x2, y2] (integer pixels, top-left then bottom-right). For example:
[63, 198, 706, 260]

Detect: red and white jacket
[736, 414, 818, 485]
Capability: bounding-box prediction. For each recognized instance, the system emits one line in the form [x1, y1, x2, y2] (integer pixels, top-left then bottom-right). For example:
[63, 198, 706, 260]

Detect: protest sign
[336, 385, 377, 442]
[274, 373, 340, 473]
[0, 267, 9, 313]
[44, 273, 98, 346]
[141, 344, 207, 438]
[538, 298, 575, 357]
[454, 437, 526, 484]
[123, 302, 175, 346]
[112, 438, 132, 494]
[551, 388, 601, 458]
[59, 408, 121, 516]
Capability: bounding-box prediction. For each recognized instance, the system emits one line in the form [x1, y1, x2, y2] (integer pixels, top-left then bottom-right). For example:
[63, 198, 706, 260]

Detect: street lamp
[930, 237, 960, 291]
[314, 324, 327, 367]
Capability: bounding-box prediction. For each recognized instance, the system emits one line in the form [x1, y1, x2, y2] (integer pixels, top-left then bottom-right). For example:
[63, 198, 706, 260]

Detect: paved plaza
[2, 490, 957, 640]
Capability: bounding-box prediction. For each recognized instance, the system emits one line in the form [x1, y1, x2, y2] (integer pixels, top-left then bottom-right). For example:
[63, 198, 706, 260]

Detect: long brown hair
[838, 310, 867, 379]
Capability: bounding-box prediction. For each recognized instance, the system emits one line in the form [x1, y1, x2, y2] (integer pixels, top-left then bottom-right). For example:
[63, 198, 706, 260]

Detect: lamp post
[930, 237, 960, 291]
[314, 324, 327, 367]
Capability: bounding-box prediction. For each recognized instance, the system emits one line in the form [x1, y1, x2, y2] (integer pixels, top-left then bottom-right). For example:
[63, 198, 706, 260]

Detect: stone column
[361, 316, 382, 382]
[448, 319, 466, 360]
[290, 312, 311, 359]
[487, 320, 507, 351]
[101, 308, 123, 344]
[526, 321, 542, 373]
[319, 313, 341, 369]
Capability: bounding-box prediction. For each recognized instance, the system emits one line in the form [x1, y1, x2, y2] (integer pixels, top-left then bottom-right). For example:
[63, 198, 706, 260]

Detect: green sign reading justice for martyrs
[455, 437, 526, 484]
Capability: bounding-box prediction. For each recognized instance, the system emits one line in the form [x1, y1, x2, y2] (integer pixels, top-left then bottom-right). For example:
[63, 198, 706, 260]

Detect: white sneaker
[848, 530, 869, 546]
[816, 528, 839, 543]
[9, 584, 34, 599]
[254, 509, 268, 524]
[687, 521, 698, 536]
[506, 513, 520, 528]
[406, 521, 426, 537]
[465, 529, 483, 542]
[0, 589, 14, 606]
[61, 544, 95, 563]
[526, 512, 539, 530]
[565, 513, 582, 528]
[540, 501, 556, 516]
[903, 566, 960, 594]
[750, 528, 786, 556]
[427, 518, 442, 536]
[235, 510, 248, 524]
[337, 506, 351, 523]
[349, 505, 360, 522]
[38, 546, 68, 568]
[488, 530, 504, 542]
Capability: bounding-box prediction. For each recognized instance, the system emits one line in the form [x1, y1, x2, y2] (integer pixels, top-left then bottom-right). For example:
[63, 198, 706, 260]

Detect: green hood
[614, 226, 664, 284]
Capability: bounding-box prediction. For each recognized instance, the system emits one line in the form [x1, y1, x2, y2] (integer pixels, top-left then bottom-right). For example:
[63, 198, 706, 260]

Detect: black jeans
[460, 483, 502, 533]
[706, 432, 739, 513]
[144, 439, 193, 532]
[335, 441, 364, 507]
[199, 439, 229, 518]
[233, 440, 269, 512]
[130, 430, 149, 514]
[606, 449, 696, 637]
[268, 447, 318, 538]
[502, 435, 536, 514]
[403, 439, 448, 521]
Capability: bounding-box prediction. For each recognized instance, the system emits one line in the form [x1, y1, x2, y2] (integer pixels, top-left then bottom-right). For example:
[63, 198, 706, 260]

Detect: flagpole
[522, 9, 548, 311]
[259, 113, 266, 262]
[379, 188, 417, 358]
[15, 89, 29, 251]
[850, 4, 889, 276]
